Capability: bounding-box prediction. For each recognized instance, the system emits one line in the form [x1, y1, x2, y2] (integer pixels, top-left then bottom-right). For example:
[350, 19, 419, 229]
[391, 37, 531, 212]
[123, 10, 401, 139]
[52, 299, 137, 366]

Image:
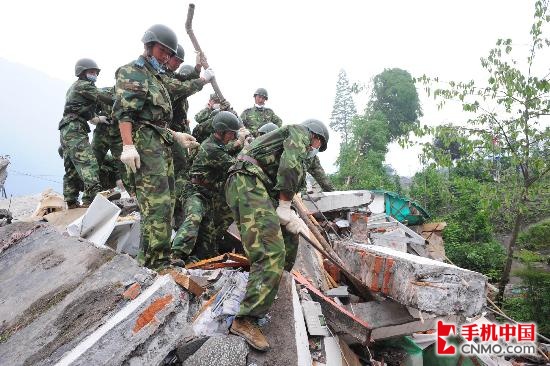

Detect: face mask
[212, 103, 221, 110]
[148, 56, 164, 73]
[307, 147, 319, 158]
[86, 73, 97, 83]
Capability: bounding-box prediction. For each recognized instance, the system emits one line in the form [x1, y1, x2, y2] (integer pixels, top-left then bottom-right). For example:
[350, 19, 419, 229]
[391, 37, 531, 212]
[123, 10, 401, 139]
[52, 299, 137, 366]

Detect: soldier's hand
[237, 127, 251, 142]
[276, 200, 292, 225]
[120, 145, 140, 173]
[220, 99, 231, 111]
[169, 129, 200, 148]
[200, 67, 215, 82]
[285, 212, 309, 236]
[89, 116, 109, 125]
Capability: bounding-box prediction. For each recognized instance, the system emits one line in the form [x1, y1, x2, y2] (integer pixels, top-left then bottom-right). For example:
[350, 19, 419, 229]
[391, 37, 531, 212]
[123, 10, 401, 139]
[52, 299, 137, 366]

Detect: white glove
[89, 115, 109, 125]
[276, 200, 292, 225]
[201, 67, 215, 82]
[285, 212, 309, 236]
[120, 145, 140, 173]
[169, 129, 200, 148]
[238, 127, 251, 142]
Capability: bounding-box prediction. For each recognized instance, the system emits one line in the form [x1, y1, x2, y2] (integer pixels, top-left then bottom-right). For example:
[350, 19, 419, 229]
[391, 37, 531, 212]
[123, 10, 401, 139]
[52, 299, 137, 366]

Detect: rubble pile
[0, 190, 547, 365]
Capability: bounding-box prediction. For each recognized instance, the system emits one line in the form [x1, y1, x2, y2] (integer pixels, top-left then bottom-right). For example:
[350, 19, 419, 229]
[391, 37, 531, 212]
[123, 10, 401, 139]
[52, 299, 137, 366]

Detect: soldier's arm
[173, 68, 200, 82]
[78, 82, 113, 105]
[195, 108, 210, 124]
[163, 76, 204, 99]
[240, 110, 251, 128]
[274, 126, 310, 195]
[307, 155, 335, 192]
[270, 110, 283, 127]
[113, 66, 149, 144]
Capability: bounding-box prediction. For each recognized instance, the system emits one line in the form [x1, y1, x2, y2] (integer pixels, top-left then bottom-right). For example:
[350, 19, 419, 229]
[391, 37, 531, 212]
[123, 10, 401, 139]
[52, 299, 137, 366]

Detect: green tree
[369, 68, 422, 140]
[329, 69, 357, 145]
[417, 0, 550, 304]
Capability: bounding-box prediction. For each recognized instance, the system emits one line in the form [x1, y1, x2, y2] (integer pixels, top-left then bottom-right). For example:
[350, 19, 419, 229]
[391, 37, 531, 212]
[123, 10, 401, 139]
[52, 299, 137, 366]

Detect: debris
[293, 271, 372, 345]
[302, 190, 374, 213]
[29, 188, 65, 220]
[325, 285, 349, 298]
[66, 194, 121, 247]
[333, 241, 487, 317]
[186, 253, 249, 270]
[159, 268, 205, 297]
[181, 335, 249, 366]
[122, 282, 142, 300]
[301, 301, 330, 336]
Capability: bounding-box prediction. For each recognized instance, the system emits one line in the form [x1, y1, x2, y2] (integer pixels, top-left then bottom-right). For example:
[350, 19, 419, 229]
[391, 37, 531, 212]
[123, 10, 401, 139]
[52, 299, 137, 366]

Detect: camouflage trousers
[60, 121, 101, 205]
[133, 125, 175, 269]
[172, 190, 234, 261]
[92, 123, 130, 192]
[172, 143, 191, 229]
[225, 172, 298, 318]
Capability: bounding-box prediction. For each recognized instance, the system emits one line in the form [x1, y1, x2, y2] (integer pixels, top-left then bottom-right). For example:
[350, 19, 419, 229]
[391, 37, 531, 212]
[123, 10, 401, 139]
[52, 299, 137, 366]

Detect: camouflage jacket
[240, 106, 282, 136]
[189, 134, 241, 195]
[306, 155, 334, 192]
[164, 69, 201, 133]
[59, 79, 112, 131]
[113, 55, 174, 128]
[195, 107, 213, 124]
[93, 86, 120, 137]
[235, 124, 310, 196]
[192, 109, 218, 143]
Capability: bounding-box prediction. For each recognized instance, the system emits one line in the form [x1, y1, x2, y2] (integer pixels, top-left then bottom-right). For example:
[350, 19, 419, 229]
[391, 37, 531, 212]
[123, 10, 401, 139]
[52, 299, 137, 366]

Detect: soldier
[258, 123, 335, 192]
[91, 86, 130, 194]
[113, 24, 214, 269]
[240, 88, 282, 136]
[164, 45, 206, 228]
[192, 93, 223, 143]
[225, 119, 329, 351]
[59, 58, 112, 209]
[171, 111, 249, 265]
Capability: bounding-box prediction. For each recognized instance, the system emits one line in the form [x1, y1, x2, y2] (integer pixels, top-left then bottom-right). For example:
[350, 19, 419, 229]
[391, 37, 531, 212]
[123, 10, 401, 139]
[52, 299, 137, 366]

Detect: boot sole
[230, 326, 270, 352]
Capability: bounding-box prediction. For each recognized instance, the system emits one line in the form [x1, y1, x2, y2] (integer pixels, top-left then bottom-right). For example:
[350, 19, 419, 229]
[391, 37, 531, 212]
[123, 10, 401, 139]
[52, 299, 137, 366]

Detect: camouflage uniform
[306, 155, 335, 192]
[172, 134, 239, 260]
[59, 79, 112, 205]
[192, 108, 218, 143]
[91, 86, 132, 192]
[225, 125, 310, 318]
[113, 55, 203, 269]
[165, 68, 202, 228]
[240, 106, 282, 137]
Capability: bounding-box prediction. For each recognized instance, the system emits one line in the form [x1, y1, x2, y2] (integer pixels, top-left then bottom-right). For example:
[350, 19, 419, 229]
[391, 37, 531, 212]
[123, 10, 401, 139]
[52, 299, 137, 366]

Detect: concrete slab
[293, 271, 372, 345]
[302, 190, 373, 213]
[293, 238, 330, 292]
[247, 272, 311, 366]
[0, 222, 194, 366]
[333, 240, 487, 317]
[182, 335, 248, 366]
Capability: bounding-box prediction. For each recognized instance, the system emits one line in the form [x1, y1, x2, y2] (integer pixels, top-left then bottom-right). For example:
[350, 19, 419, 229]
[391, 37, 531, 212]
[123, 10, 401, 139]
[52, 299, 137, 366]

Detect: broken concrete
[0, 222, 194, 366]
[293, 271, 372, 345]
[346, 299, 461, 340]
[182, 335, 248, 366]
[302, 190, 373, 213]
[333, 240, 487, 317]
[247, 272, 312, 366]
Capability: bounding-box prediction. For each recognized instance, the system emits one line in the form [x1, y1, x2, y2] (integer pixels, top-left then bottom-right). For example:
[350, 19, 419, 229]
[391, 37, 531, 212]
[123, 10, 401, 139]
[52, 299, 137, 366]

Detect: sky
[0, 0, 537, 182]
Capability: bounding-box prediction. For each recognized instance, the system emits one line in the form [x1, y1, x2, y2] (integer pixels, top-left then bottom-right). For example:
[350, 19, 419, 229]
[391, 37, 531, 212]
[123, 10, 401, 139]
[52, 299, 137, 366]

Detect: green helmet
[213, 111, 241, 133]
[74, 58, 100, 77]
[258, 122, 278, 135]
[174, 44, 185, 61]
[253, 87, 268, 100]
[141, 24, 178, 54]
[178, 64, 195, 77]
[301, 119, 329, 152]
